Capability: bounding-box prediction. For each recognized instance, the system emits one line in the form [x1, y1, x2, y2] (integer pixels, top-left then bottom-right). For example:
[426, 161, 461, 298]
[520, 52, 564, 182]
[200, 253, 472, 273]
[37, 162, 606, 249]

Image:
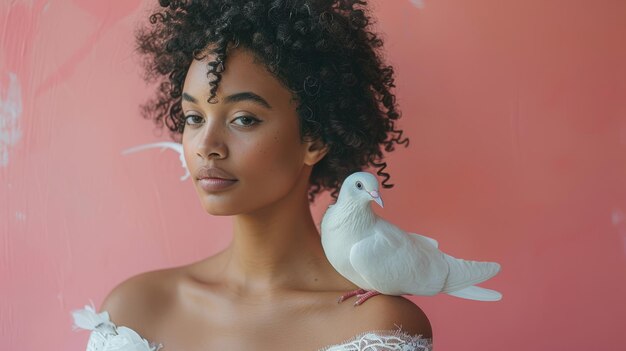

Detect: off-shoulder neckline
[71, 302, 432, 351]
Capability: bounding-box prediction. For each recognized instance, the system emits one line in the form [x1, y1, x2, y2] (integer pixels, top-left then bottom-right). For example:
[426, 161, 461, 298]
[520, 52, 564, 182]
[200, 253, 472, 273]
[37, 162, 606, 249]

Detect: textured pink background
[1, 0, 625, 350]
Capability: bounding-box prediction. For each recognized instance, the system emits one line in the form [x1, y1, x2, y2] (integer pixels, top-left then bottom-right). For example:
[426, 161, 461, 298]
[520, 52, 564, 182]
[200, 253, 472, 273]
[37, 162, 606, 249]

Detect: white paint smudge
[410, 0, 425, 9]
[611, 208, 626, 256]
[0, 72, 23, 167]
[15, 211, 26, 221]
[611, 208, 624, 225]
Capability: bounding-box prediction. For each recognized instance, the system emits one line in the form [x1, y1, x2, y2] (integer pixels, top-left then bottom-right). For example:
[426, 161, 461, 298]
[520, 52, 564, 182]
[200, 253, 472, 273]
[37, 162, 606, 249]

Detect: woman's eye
[184, 115, 203, 126]
[232, 115, 261, 127]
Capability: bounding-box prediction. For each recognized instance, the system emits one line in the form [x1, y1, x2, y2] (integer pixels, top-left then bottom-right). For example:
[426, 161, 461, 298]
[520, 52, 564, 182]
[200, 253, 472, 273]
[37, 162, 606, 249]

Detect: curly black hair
[135, 0, 409, 202]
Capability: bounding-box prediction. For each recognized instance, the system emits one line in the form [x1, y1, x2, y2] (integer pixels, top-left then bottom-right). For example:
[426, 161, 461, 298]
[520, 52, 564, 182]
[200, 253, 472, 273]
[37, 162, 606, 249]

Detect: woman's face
[181, 48, 321, 215]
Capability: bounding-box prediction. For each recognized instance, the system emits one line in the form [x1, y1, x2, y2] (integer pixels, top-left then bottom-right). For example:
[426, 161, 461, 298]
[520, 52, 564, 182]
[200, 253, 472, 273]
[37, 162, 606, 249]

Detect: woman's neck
[217, 173, 332, 295]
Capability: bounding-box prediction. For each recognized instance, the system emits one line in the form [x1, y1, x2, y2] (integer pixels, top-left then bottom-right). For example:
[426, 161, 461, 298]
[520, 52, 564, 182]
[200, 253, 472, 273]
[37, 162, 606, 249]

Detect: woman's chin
[201, 203, 238, 216]
[194, 189, 242, 216]
[200, 196, 257, 216]
[204, 209, 232, 216]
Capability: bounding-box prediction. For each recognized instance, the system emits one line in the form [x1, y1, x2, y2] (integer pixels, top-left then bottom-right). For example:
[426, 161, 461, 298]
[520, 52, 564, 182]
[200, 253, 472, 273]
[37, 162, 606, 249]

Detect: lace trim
[317, 327, 433, 351]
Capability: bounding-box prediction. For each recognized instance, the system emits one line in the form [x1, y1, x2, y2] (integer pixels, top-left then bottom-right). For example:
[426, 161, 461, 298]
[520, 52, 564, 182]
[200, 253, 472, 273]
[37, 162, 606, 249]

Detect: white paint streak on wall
[0, 72, 23, 167]
[410, 0, 425, 9]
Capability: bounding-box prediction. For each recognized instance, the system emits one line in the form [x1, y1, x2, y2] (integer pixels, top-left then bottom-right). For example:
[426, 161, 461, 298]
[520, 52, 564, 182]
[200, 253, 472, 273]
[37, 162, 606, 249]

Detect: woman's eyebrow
[182, 92, 199, 104]
[182, 91, 272, 109]
[225, 91, 272, 109]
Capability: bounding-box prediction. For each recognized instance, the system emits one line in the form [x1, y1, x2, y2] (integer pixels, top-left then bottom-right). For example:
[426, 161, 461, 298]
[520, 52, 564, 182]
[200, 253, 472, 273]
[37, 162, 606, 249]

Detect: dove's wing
[409, 233, 438, 248]
[349, 219, 449, 296]
[408, 232, 500, 294]
[440, 253, 501, 293]
[410, 231, 501, 298]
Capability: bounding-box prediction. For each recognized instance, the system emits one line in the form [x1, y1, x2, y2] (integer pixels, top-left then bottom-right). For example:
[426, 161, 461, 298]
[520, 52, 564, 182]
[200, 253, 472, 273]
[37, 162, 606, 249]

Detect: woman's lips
[197, 177, 238, 192]
[195, 166, 237, 192]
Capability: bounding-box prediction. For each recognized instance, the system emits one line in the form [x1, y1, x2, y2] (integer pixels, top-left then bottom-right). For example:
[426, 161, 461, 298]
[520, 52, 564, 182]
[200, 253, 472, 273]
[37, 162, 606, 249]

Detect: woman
[72, 0, 433, 349]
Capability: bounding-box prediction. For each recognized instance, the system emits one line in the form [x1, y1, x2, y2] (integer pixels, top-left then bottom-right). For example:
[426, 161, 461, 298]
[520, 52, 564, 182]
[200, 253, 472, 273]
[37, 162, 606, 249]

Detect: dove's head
[338, 172, 384, 208]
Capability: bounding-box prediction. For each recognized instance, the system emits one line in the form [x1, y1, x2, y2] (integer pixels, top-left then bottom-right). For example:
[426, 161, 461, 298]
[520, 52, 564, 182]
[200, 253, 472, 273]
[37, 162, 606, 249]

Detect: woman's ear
[303, 139, 329, 166]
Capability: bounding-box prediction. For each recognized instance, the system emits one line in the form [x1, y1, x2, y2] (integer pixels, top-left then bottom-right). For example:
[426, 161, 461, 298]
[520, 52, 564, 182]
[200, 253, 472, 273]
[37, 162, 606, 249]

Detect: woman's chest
[147, 294, 361, 351]
[149, 311, 349, 351]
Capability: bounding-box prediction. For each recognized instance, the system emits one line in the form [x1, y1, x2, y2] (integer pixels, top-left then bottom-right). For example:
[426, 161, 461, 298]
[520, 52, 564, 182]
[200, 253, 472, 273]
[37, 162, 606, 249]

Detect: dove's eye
[356, 181, 363, 190]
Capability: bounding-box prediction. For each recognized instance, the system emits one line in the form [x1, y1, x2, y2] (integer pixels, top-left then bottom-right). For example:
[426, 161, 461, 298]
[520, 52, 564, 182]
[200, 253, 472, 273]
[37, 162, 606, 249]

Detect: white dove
[121, 141, 189, 181]
[321, 171, 502, 306]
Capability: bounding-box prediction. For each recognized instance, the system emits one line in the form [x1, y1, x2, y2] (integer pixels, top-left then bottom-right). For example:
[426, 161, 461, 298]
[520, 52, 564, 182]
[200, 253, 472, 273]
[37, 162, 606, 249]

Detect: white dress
[71, 302, 433, 351]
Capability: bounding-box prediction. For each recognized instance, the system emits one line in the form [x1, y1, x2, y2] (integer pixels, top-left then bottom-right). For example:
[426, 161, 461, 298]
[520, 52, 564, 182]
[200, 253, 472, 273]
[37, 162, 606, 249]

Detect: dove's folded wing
[440, 254, 501, 293]
[349, 221, 448, 296]
[408, 233, 438, 248]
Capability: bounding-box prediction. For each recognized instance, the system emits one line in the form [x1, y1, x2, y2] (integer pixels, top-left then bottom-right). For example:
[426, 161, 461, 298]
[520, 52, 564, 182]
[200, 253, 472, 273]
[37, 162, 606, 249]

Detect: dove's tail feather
[442, 254, 501, 293]
[446, 285, 502, 301]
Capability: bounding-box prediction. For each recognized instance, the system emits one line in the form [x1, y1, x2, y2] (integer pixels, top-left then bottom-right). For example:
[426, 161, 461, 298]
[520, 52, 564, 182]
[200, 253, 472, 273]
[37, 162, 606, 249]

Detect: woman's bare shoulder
[343, 295, 433, 339]
[99, 267, 181, 327]
[99, 252, 228, 323]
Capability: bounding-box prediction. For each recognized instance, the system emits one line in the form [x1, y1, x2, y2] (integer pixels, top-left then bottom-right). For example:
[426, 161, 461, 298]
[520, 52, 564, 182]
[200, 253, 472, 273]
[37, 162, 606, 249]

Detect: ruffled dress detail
[71, 302, 163, 351]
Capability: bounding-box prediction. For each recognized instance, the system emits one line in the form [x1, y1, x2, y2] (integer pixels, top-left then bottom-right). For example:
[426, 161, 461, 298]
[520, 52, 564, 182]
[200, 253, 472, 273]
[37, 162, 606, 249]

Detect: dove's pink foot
[337, 289, 367, 303]
[353, 290, 381, 306]
[337, 289, 382, 306]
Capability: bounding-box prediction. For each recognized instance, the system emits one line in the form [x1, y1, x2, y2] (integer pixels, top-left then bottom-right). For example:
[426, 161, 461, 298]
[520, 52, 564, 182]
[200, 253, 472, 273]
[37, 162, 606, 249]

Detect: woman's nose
[195, 120, 228, 160]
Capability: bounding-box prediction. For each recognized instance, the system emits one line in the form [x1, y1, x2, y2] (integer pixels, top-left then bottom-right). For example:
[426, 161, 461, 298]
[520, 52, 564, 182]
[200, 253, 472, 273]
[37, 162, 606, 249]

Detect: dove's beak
[369, 190, 384, 208]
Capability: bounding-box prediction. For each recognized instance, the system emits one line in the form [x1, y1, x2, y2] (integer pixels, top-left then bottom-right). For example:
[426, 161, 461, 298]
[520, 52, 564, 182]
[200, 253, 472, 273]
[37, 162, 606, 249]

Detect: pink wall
[1, 0, 625, 350]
